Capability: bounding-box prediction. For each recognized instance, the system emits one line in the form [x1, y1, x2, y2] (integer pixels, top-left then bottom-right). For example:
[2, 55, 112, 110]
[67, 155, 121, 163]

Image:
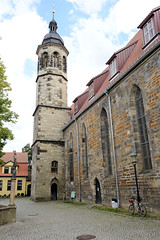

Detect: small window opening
[51, 161, 58, 173]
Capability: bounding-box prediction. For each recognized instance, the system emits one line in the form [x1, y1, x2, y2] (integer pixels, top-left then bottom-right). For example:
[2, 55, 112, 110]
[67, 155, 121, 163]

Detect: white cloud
[67, 0, 108, 15]
[0, 0, 40, 20]
[65, 0, 160, 105]
[105, 0, 160, 35]
[0, 4, 47, 152]
[1, 0, 159, 152]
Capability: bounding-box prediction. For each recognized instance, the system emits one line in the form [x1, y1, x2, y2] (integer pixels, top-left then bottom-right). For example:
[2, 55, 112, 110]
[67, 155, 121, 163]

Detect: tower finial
[52, 3, 55, 19]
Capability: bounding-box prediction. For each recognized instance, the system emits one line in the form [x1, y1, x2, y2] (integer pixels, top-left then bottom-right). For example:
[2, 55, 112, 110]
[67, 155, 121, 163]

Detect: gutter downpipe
[74, 115, 81, 202]
[105, 89, 120, 208]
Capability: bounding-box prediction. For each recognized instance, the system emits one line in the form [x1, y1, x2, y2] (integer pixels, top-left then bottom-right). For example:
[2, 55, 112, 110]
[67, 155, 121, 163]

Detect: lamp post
[9, 151, 17, 206]
[130, 152, 140, 202]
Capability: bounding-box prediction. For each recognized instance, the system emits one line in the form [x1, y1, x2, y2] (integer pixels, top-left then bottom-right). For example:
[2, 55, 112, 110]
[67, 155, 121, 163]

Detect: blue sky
[0, 0, 159, 152]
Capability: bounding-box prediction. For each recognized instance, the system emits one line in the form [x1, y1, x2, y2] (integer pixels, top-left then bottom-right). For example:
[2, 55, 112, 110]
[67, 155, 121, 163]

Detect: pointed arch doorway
[51, 183, 57, 200]
[51, 178, 58, 200]
[95, 178, 102, 204]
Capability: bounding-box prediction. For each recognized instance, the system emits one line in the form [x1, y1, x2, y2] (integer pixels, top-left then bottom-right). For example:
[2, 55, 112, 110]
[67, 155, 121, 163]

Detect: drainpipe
[105, 90, 120, 208]
[74, 116, 81, 202]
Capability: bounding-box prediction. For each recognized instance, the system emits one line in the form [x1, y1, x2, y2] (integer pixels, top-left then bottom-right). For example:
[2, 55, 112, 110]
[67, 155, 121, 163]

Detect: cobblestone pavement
[0, 198, 160, 240]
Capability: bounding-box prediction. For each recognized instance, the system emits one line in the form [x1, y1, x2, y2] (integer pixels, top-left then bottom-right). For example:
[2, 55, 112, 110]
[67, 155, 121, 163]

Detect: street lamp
[130, 152, 140, 202]
[9, 151, 17, 206]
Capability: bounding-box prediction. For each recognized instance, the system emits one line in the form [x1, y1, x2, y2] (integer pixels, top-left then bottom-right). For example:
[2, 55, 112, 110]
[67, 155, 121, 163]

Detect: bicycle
[128, 196, 147, 217]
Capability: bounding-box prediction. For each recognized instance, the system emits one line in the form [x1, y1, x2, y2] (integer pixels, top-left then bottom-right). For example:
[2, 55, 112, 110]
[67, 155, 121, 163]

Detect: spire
[49, 9, 57, 33]
[42, 7, 64, 45]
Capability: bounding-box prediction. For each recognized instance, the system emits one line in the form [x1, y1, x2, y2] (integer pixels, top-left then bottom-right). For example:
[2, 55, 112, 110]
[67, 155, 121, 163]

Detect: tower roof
[42, 13, 64, 45]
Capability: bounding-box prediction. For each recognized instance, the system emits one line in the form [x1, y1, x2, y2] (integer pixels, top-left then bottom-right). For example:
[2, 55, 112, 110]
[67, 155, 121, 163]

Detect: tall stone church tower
[31, 12, 70, 201]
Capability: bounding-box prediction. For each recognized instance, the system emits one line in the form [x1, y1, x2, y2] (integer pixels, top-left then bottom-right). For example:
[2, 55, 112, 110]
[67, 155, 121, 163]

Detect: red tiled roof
[1, 152, 28, 163]
[66, 7, 160, 124]
[0, 152, 28, 177]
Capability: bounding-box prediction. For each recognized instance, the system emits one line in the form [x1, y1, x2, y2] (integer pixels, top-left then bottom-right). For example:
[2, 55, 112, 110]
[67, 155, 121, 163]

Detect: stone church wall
[64, 48, 160, 214]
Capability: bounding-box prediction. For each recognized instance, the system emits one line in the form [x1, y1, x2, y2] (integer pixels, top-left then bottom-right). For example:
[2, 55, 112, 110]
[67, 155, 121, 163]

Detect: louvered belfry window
[135, 87, 152, 170]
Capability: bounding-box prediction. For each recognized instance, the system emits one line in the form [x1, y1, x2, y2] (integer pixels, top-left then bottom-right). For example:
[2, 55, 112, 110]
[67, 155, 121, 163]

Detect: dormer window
[143, 19, 154, 44]
[4, 167, 9, 174]
[89, 83, 94, 98]
[75, 101, 78, 113]
[110, 58, 116, 78]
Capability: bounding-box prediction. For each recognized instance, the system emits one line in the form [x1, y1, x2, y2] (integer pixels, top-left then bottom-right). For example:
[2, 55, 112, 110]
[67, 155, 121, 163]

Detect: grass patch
[91, 205, 160, 219]
[92, 205, 128, 214]
[63, 201, 87, 206]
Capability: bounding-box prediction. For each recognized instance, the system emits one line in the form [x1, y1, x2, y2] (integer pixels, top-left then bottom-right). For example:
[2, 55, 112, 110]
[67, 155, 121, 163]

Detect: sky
[0, 0, 159, 152]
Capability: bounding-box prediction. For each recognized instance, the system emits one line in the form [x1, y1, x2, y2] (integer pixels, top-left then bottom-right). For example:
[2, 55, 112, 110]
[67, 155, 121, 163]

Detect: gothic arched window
[69, 133, 74, 182]
[42, 52, 48, 68]
[51, 161, 58, 173]
[100, 108, 112, 175]
[82, 123, 88, 178]
[63, 56, 67, 73]
[135, 86, 152, 170]
[53, 52, 59, 68]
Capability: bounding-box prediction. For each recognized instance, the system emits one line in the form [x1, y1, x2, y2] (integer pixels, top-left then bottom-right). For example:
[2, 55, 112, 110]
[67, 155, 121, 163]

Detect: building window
[42, 52, 48, 68]
[143, 19, 154, 45]
[100, 108, 112, 175]
[69, 133, 74, 182]
[4, 167, 9, 174]
[0, 180, 2, 191]
[110, 58, 116, 78]
[63, 56, 67, 73]
[17, 180, 22, 191]
[135, 87, 152, 170]
[75, 101, 78, 113]
[89, 83, 94, 99]
[51, 161, 58, 173]
[82, 123, 88, 178]
[53, 52, 60, 68]
[7, 180, 11, 191]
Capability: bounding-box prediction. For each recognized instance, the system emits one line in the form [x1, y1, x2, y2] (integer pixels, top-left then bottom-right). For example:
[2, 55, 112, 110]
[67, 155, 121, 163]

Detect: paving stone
[0, 198, 160, 240]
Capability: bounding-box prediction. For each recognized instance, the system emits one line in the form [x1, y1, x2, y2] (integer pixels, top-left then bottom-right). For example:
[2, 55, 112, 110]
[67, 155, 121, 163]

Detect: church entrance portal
[95, 178, 102, 204]
[51, 183, 57, 200]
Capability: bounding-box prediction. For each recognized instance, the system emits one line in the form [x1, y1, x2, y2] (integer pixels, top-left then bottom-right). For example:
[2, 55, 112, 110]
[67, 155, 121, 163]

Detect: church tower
[31, 11, 70, 201]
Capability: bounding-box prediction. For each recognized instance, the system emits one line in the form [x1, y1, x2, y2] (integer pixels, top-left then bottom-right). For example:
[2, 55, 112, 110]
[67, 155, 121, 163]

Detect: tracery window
[69, 133, 74, 182]
[82, 123, 88, 178]
[51, 161, 58, 173]
[63, 56, 67, 73]
[42, 52, 48, 68]
[100, 108, 112, 175]
[135, 87, 152, 170]
[53, 52, 59, 68]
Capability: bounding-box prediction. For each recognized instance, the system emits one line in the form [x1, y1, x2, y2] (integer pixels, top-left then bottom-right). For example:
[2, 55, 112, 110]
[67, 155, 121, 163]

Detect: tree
[0, 58, 18, 158]
[22, 143, 32, 168]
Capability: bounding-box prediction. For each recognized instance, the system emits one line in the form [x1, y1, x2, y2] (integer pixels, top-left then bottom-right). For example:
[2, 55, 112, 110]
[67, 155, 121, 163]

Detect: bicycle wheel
[128, 204, 135, 215]
[138, 204, 147, 217]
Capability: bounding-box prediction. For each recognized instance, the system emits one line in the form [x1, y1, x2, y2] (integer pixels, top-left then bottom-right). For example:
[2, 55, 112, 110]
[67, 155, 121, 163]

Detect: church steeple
[32, 7, 70, 202]
[49, 10, 58, 32]
[42, 10, 64, 45]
